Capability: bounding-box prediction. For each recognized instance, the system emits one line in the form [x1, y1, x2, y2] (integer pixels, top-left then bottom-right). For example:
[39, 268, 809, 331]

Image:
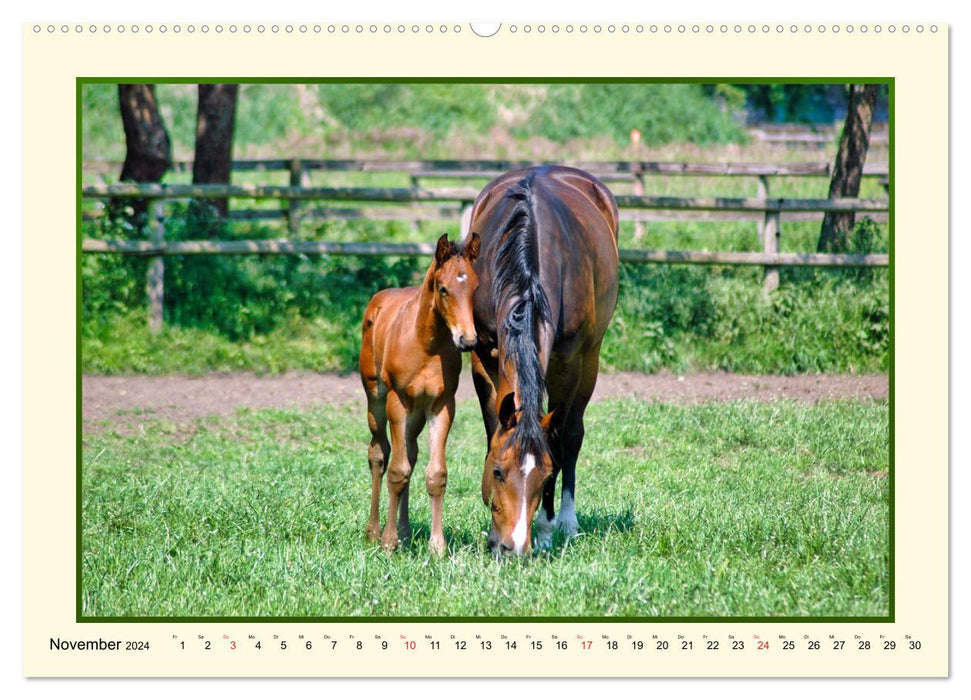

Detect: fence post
[146, 199, 165, 333]
[763, 201, 781, 293]
[632, 173, 646, 242]
[410, 173, 423, 232]
[287, 159, 308, 235]
[755, 175, 769, 246]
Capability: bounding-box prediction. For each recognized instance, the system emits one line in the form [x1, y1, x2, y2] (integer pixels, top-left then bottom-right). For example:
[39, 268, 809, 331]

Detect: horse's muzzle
[455, 335, 477, 352]
[486, 526, 525, 555]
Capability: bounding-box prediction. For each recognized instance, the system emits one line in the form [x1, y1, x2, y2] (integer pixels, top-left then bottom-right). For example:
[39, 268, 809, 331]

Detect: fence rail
[82, 182, 889, 213]
[83, 238, 888, 268]
[81, 168, 890, 332]
[82, 157, 891, 230]
[82, 157, 890, 178]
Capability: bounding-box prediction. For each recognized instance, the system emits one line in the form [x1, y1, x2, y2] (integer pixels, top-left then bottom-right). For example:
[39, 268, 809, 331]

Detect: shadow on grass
[528, 506, 638, 560]
[577, 506, 637, 536]
[393, 521, 488, 556]
[385, 507, 637, 559]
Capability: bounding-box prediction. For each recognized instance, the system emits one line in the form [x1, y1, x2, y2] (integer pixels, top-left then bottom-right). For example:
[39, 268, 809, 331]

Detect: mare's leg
[533, 354, 586, 550]
[470, 348, 499, 449]
[364, 384, 390, 542]
[535, 364, 579, 551]
[425, 397, 455, 555]
[555, 345, 603, 537]
[471, 347, 501, 519]
[534, 462, 560, 550]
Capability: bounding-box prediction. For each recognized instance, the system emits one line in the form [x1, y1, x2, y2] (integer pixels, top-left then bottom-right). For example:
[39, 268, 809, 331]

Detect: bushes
[700, 272, 889, 373]
[82, 209, 426, 373]
[600, 263, 888, 374]
[82, 216, 889, 375]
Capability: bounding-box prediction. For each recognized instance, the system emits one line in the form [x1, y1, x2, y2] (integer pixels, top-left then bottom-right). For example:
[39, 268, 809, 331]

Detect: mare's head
[431, 232, 480, 351]
[482, 393, 555, 555]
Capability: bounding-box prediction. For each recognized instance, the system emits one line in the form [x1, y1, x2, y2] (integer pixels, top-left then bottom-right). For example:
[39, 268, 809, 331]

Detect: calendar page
[22, 20, 947, 677]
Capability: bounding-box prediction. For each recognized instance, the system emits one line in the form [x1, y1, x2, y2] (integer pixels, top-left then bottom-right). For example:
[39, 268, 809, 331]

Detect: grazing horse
[360, 233, 481, 554]
[466, 166, 619, 555]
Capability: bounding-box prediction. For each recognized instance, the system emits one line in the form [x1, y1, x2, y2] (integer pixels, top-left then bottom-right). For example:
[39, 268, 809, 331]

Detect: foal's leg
[398, 409, 424, 546]
[382, 393, 415, 552]
[425, 397, 455, 555]
[364, 385, 390, 543]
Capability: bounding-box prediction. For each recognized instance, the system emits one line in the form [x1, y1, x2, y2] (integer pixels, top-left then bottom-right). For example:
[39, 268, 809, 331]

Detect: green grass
[81, 398, 889, 618]
[82, 83, 750, 163]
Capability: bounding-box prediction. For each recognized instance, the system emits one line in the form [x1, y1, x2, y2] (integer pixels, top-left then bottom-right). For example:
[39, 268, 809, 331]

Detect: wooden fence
[81, 161, 890, 332]
[83, 157, 890, 228]
[82, 157, 890, 197]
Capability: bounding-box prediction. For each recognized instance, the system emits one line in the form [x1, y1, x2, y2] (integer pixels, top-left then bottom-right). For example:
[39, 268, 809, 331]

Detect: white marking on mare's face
[520, 453, 535, 479]
[510, 453, 536, 553]
[456, 273, 467, 283]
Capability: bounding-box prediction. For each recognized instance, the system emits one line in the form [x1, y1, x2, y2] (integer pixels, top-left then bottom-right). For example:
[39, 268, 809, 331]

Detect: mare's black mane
[491, 175, 553, 458]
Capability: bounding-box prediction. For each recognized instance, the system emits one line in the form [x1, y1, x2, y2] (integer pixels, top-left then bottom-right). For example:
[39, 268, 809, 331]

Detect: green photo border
[76, 76, 894, 624]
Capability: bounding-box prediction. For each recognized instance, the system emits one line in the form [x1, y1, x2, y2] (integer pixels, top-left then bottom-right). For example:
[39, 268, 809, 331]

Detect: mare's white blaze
[456, 273, 467, 283]
[555, 489, 578, 536]
[520, 453, 536, 479]
[510, 454, 536, 553]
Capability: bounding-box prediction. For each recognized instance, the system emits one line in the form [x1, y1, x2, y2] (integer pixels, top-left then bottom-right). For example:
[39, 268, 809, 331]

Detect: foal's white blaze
[510, 453, 536, 553]
[456, 273, 467, 283]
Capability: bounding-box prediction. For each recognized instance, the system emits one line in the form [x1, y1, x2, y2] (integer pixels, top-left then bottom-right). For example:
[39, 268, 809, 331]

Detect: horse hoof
[365, 526, 382, 543]
[428, 537, 446, 556]
[555, 516, 579, 538]
[534, 512, 555, 550]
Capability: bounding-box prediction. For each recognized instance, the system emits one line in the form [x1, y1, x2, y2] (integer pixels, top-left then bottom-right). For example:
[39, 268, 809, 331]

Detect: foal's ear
[434, 233, 453, 268]
[464, 232, 481, 263]
[498, 393, 519, 432]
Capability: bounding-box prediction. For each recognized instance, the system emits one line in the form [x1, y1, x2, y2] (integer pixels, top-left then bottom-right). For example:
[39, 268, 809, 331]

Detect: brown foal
[359, 233, 480, 554]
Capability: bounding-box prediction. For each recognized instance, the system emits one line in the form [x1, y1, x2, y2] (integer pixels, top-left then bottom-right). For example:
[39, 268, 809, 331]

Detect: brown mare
[360, 233, 481, 554]
[465, 166, 619, 555]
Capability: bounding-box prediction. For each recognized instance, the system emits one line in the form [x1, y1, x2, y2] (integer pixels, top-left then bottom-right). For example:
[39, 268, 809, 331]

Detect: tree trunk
[192, 84, 239, 218]
[818, 84, 879, 253]
[114, 84, 172, 225]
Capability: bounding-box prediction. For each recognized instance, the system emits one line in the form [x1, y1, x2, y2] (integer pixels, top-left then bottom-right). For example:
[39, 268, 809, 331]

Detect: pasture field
[81, 397, 889, 619]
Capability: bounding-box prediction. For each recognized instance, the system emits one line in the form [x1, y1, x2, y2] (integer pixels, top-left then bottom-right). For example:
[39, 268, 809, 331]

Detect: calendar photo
[78, 78, 891, 621]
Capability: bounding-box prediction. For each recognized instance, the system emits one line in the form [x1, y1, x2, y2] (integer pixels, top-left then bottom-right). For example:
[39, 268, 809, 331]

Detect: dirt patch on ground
[82, 371, 888, 434]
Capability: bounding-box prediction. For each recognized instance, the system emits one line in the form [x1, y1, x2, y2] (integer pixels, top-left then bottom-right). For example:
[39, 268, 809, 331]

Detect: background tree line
[114, 83, 238, 224]
[114, 82, 884, 253]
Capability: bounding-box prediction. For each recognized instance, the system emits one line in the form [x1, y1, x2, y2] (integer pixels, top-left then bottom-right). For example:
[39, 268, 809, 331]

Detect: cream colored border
[23, 23, 948, 677]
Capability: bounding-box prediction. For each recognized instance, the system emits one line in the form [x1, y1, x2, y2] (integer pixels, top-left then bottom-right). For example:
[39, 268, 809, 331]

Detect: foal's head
[430, 232, 480, 351]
